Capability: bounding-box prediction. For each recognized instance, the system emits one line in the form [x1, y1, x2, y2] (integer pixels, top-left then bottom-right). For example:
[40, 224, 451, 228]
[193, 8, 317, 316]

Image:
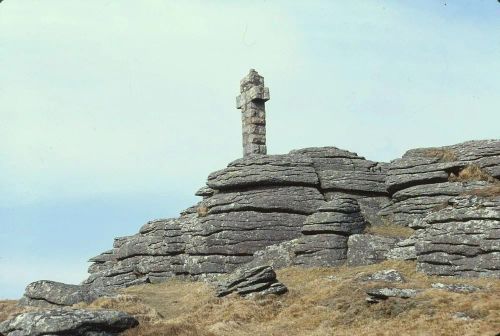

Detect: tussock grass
[3, 263, 499, 335]
[449, 165, 498, 183]
[364, 224, 415, 239]
[197, 206, 209, 217]
[465, 184, 500, 197]
[0, 300, 29, 322]
[365, 218, 415, 238]
[421, 148, 457, 162]
[80, 261, 500, 336]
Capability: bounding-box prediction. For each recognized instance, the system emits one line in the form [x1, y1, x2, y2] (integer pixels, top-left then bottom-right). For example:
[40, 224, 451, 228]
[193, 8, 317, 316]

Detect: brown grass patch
[464, 184, 500, 197]
[0, 300, 28, 322]
[449, 165, 498, 183]
[76, 261, 500, 336]
[365, 221, 415, 239]
[197, 206, 209, 217]
[421, 148, 457, 162]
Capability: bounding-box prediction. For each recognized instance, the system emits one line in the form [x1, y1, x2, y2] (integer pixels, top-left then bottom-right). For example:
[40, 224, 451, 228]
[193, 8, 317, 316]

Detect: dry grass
[197, 206, 209, 217]
[465, 184, 500, 197]
[0, 300, 29, 322]
[449, 165, 498, 183]
[421, 149, 457, 162]
[365, 219, 415, 239]
[74, 261, 500, 336]
[364, 225, 415, 239]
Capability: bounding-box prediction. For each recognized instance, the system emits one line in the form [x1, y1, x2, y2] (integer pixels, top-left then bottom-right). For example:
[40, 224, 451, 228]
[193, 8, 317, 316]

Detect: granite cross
[236, 69, 270, 157]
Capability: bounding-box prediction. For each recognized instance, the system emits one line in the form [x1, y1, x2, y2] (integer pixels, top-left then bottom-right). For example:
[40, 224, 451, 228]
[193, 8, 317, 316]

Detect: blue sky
[1, 1, 499, 299]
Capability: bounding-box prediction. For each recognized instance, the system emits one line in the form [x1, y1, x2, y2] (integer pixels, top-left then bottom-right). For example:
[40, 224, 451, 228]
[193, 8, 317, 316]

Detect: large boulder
[379, 139, 500, 227]
[289, 147, 388, 196]
[83, 145, 393, 294]
[0, 309, 138, 336]
[207, 154, 319, 190]
[415, 194, 500, 277]
[19, 281, 99, 308]
[201, 186, 325, 215]
[347, 234, 400, 266]
[294, 196, 366, 267]
[85, 217, 189, 291]
[215, 265, 287, 297]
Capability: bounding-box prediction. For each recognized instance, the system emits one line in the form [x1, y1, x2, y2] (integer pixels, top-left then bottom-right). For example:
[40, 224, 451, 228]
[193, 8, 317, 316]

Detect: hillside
[2, 261, 499, 335]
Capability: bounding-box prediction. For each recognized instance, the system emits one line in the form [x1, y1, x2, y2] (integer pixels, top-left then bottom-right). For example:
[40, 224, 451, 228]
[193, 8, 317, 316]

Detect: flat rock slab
[302, 196, 365, 235]
[347, 234, 399, 266]
[366, 287, 419, 303]
[216, 265, 287, 297]
[431, 283, 480, 293]
[381, 139, 500, 227]
[0, 309, 138, 336]
[360, 269, 406, 283]
[415, 195, 500, 277]
[19, 281, 93, 308]
[294, 234, 348, 267]
[386, 237, 417, 261]
[202, 186, 325, 215]
[186, 211, 306, 255]
[290, 147, 387, 195]
[207, 154, 319, 190]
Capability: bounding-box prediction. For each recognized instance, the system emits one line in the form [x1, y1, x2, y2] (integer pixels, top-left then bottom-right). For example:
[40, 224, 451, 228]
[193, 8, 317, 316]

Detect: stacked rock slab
[295, 196, 366, 266]
[0, 309, 138, 336]
[20, 139, 498, 304]
[186, 154, 323, 273]
[85, 154, 324, 290]
[216, 265, 287, 297]
[84, 147, 392, 292]
[290, 147, 389, 226]
[379, 140, 500, 227]
[414, 194, 500, 277]
[85, 217, 188, 291]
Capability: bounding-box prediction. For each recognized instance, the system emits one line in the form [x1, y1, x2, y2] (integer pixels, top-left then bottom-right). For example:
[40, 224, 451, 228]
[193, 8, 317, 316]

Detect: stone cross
[236, 69, 270, 157]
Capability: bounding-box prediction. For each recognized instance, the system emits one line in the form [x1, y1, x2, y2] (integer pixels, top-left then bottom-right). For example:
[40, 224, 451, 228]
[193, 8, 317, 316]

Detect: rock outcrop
[414, 195, 500, 277]
[18, 281, 103, 308]
[294, 196, 366, 266]
[366, 287, 419, 303]
[84, 147, 390, 294]
[379, 140, 500, 227]
[0, 309, 138, 336]
[347, 234, 400, 266]
[359, 269, 406, 283]
[216, 266, 287, 297]
[19, 140, 499, 307]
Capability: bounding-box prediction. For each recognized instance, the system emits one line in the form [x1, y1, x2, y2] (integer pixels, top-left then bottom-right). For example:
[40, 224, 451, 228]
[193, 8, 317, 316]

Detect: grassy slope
[81, 261, 499, 336]
[2, 261, 498, 335]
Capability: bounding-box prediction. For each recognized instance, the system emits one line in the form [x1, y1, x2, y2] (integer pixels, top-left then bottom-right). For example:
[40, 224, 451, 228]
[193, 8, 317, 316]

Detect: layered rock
[0, 309, 138, 336]
[206, 155, 319, 190]
[85, 217, 188, 290]
[380, 140, 500, 226]
[359, 269, 405, 283]
[415, 195, 500, 277]
[83, 146, 393, 293]
[216, 265, 287, 297]
[289, 147, 388, 196]
[19, 281, 102, 308]
[366, 287, 419, 303]
[72, 140, 499, 301]
[295, 196, 366, 266]
[347, 234, 400, 266]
